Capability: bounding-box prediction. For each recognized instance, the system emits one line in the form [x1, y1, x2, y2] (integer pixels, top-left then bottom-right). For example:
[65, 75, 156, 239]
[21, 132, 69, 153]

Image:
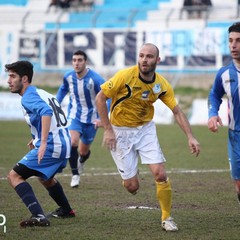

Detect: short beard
[11, 82, 23, 94]
[138, 63, 156, 77]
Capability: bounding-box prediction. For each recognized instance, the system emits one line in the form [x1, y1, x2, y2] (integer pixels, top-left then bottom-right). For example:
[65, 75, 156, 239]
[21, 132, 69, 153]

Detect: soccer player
[56, 50, 106, 188]
[208, 22, 240, 204]
[6, 61, 75, 227]
[95, 43, 200, 232]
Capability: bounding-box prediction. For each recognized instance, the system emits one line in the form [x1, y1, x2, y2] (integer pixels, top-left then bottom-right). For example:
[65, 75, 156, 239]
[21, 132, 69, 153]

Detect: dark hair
[228, 22, 240, 34]
[5, 60, 33, 83]
[73, 50, 88, 61]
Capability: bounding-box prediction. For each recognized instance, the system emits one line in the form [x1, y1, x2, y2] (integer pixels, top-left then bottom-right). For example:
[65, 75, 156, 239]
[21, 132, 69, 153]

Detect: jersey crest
[153, 84, 161, 94]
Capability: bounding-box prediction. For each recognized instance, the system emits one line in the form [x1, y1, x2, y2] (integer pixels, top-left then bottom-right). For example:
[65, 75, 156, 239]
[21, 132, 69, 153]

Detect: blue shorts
[228, 129, 240, 180]
[18, 148, 67, 180]
[68, 119, 97, 145]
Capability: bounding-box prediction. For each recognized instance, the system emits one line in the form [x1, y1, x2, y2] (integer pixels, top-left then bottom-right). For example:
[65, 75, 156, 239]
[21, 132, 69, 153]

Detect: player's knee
[123, 180, 139, 194]
[7, 170, 16, 181]
[7, 170, 22, 187]
[7, 171, 13, 184]
[39, 177, 56, 188]
[155, 172, 167, 183]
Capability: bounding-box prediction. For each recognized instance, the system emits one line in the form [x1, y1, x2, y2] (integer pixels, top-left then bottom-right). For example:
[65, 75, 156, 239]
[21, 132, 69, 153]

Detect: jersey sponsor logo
[133, 86, 141, 91]
[107, 80, 113, 89]
[142, 91, 150, 99]
[153, 84, 161, 94]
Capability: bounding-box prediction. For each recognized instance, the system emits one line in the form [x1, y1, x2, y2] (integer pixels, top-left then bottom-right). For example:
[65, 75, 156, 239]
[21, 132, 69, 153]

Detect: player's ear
[157, 56, 161, 64]
[22, 75, 29, 83]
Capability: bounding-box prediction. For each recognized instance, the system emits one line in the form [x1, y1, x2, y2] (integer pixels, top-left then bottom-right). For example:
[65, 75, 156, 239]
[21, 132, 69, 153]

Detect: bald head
[140, 43, 159, 58]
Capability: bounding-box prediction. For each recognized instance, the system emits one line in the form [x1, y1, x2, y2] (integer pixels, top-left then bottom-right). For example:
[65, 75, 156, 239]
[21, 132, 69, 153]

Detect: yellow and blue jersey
[101, 66, 177, 127]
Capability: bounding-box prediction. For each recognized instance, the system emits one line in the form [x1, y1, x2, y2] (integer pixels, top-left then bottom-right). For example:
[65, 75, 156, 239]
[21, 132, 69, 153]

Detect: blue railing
[0, 0, 28, 6]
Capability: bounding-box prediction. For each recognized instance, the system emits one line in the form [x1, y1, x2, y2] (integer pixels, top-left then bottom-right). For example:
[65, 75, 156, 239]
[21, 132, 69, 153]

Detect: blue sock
[15, 182, 45, 217]
[47, 181, 72, 213]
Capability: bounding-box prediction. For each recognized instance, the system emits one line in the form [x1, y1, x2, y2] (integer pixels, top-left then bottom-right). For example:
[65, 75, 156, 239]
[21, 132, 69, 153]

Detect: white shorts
[111, 121, 166, 180]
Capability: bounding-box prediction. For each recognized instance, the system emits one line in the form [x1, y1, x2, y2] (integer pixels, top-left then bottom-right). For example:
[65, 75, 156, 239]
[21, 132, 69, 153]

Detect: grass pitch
[0, 121, 238, 240]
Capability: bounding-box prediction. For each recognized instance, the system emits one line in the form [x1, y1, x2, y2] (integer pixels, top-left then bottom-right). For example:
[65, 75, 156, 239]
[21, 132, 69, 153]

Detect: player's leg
[228, 130, 240, 203]
[148, 163, 172, 220]
[78, 142, 91, 174]
[138, 121, 178, 231]
[39, 177, 75, 218]
[122, 175, 139, 195]
[78, 123, 97, 174]
[69, 129, 81, 187]
[149, 164, 177, 232]
[110, 125, 140, 194]
[7, 163, 50, 227]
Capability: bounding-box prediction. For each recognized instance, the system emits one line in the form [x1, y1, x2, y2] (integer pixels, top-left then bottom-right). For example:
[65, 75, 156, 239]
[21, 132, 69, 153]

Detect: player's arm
[208, 82, 224, 133]
[95, 98, 111, 128]
[56, 77, 69, 103]
[208, 86, 223, 132]
[172, 105, 200, 157]
[96, 91, 116, 151]
[208, 76, 225, 133]
[38, 115, 51, 164]
[159, 81, 200, 156]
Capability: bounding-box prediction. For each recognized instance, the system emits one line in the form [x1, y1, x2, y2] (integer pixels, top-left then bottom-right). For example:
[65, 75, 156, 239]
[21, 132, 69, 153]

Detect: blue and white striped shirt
[56, 68, 105, 124]
[208, 60, 240, 131]
[22, 86, 71, 159]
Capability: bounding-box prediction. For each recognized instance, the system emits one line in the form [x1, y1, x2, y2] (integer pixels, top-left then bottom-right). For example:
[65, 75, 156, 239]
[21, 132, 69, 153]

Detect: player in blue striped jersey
[56, 50, 105, 188]
[208, 22, 240, 204]
[6, 61, 75, 227]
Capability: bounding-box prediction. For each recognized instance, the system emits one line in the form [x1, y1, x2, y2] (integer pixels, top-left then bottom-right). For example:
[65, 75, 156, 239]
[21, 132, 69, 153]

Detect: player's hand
[94, 119, 103, 129]
[103, 128, 116, 151]
[38, 142, 47, 164]
[208, 116, 223, 132]
[188, 137, 200, 157]
[27, 139, 34, 150]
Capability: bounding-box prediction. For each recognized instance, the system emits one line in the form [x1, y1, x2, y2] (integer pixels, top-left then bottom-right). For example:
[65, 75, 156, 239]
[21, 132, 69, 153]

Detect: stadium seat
[45, 0, 161, 29]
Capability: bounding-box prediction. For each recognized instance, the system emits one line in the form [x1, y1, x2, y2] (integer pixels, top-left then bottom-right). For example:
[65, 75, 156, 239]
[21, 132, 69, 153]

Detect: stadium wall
[0, 26, 231, 88]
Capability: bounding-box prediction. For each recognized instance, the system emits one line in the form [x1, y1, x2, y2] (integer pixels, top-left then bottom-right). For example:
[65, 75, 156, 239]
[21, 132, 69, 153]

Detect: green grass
[0, 121, 236, 240]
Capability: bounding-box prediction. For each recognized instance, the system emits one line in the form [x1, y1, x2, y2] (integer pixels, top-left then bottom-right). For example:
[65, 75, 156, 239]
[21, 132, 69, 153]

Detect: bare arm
[173, 105, 200, 157]
[96, 91, 116, 151]
[38, 115, 51, 164]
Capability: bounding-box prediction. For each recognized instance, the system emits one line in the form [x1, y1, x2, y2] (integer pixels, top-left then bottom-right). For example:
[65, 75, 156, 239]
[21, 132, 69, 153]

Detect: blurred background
[0, 0, 236, 123]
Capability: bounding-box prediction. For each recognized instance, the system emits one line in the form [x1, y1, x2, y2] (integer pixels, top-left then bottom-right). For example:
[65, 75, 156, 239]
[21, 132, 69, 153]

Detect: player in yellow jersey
[96, 43, 200, 232]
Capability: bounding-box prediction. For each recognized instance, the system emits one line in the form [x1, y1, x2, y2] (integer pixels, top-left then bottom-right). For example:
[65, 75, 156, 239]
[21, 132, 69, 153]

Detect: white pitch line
[127, 206, 159, 210]
[0, 168, 229, 181]
[166, 169, 229, 173]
